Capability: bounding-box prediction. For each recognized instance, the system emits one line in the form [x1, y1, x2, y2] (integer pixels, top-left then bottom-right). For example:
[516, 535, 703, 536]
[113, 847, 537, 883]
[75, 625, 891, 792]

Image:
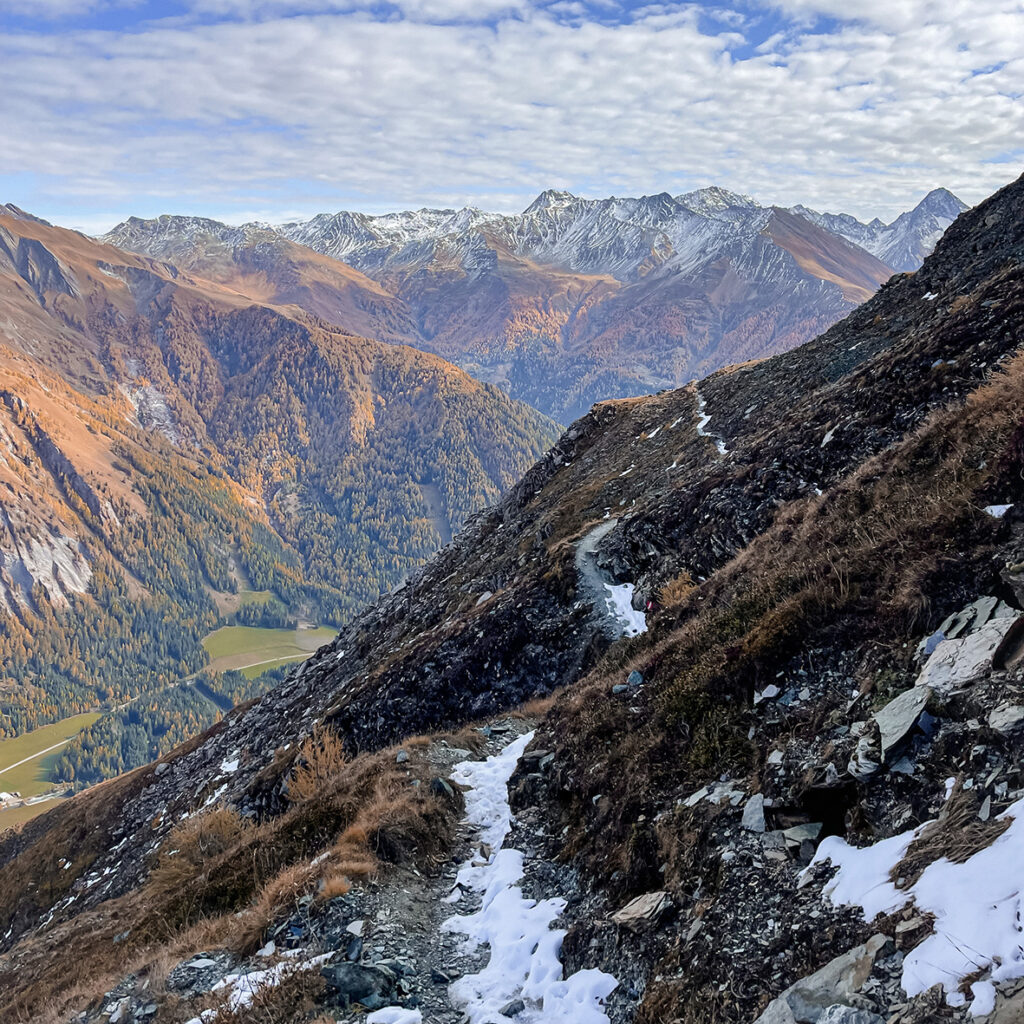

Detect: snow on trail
[442, 732, 618, 1024]
[604, 582, 647, 636]
[807, 793, 1024, 1015]
[695, 389, 728, 455]
[575, 520, 647, 639]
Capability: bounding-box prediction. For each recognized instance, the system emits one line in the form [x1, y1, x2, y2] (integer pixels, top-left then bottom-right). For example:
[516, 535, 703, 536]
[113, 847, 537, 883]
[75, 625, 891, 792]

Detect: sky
[1, 0, 1022, 234]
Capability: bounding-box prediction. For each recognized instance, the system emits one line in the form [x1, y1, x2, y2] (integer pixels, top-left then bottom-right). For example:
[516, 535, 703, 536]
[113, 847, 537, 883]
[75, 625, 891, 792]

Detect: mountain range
[105, 186, 967, 422]
[0, 171, 1019, 1024]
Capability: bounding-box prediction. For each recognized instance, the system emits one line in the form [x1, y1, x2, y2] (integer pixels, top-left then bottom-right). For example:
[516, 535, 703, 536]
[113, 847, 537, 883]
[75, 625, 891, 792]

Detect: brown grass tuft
[895, 779, 1011, 889]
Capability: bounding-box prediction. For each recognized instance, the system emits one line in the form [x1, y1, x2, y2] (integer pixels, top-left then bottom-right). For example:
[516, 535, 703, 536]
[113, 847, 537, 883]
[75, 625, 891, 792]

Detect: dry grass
[659, 572, 697, 609]
[319, 873, 352, 900]
[0, 726, 464, 1022]
[210, 960, 328, 1024]
[287, 728, 349, 803]
[894, 779, 1012, 889]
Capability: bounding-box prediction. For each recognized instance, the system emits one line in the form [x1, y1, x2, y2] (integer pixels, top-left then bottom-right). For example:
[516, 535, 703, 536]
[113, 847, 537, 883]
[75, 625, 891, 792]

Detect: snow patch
[183, 952, 333, 1023]
[603, 582, 647, 637]
[695, 390, 728, 455]
[442, 733, 618, 1024]
[808, 794, 1024, 1014]
[367, 1010, 423, 1024]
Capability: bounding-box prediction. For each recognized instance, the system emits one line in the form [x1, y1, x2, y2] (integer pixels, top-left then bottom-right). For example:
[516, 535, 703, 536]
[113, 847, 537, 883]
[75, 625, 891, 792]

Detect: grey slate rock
[742, 793, 767, 832]
[818, 1007, 885, 1024]
[753, 934, 888, 1023]
[321, 962, 397, 1008]
[874, 686, 932, 760]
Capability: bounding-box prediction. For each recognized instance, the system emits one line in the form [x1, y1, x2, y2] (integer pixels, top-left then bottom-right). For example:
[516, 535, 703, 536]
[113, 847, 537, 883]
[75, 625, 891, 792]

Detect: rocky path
[324, 721, 618, 1024]
[95, 718, 620, 1024]
[574, 520, 647, 640]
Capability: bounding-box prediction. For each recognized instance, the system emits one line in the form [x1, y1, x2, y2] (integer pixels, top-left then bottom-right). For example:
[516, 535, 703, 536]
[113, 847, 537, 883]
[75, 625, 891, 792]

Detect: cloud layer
[1, 0, 1022, 229]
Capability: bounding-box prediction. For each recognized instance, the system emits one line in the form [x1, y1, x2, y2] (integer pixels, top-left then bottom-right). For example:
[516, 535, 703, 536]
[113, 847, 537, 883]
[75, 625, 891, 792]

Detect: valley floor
[0, 713, 101, 828]
[200, 625, 337, 678]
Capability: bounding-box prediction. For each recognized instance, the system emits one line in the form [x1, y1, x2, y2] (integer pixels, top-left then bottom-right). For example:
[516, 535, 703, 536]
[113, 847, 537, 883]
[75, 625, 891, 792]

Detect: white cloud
[0, 0, 139, 16]
[1, 1, 1021, 223]
[185, 0, 530, 20]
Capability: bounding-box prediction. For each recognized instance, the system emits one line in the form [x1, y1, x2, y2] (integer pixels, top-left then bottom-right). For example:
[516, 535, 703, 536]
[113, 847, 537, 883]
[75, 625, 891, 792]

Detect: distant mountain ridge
[104, 185, 967, 422]
[790, 187, 968, 272]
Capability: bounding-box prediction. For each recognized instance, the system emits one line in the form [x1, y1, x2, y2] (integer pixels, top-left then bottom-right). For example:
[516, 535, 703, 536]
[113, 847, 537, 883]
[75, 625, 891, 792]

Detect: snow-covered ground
[808, 790, 1024, 1015]
[695, 389, 728, 455]
[442, 733, 619, 1024]
[185, 732, 617, 1024]
[603, 582, 647, 637]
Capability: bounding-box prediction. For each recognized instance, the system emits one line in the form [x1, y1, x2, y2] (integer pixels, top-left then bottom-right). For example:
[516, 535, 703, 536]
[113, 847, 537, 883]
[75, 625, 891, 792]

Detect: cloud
[1, 0, 1021, 224]
[0, 0, 140, 17]
[183, 0, 531, 21]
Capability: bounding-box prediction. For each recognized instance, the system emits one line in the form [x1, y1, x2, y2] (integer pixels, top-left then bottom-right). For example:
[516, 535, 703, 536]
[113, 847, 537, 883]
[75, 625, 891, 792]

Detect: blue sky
[1, 0, 1021, 233]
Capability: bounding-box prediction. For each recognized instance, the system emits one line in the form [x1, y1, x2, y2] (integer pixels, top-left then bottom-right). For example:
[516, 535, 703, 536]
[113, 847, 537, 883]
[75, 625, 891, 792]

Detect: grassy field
[240, 656, 308, 679]
[0, 796, 68, 833]
[0, 713, 102, 798]
[208, 585, 277, 617]
[202, 625, 336, 674]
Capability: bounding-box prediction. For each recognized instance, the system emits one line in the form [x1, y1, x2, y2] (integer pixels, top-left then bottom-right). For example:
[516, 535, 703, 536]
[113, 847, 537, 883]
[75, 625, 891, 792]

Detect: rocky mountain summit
[108, 185, 961, 422]
[1, 170, 1020, 1024]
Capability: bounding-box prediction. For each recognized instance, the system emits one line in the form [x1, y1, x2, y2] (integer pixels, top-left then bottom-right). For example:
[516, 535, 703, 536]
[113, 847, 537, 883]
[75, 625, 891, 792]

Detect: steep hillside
[0, 173, 1016, 1022]
[0, 209, 557, 772]
[111, 186, 953, 423]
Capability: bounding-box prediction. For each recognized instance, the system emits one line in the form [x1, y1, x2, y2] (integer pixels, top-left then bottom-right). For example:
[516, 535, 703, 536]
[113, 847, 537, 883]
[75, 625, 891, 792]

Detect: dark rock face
[321, 962, 397, 1008]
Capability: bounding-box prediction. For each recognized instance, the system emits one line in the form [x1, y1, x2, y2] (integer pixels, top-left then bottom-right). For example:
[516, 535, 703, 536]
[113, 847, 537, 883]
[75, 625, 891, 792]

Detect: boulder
[783, 823, 822, 848]
[610, 890, 674, 933]
[988, 703, 1024, 735]
[753, 934, 888, 1024]
[742, 793, 767, 832]
[321, 962, 397, 1008]
[874, 686, 932, 760]
[916, 617, 1019, 691]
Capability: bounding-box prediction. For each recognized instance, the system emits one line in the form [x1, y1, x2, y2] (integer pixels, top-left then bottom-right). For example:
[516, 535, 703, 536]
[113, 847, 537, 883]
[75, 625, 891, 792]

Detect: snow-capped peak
[523, 189, 579, 215]
[677, 186, 761, 217]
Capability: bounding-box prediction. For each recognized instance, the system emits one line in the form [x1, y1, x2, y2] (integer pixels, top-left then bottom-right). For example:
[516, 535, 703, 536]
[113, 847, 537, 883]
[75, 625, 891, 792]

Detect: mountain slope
[275, 187, 904, 421]
[0, 208, 557, 752]
[101, 214, 420, 345]
[0, 174, 1017, 1022]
